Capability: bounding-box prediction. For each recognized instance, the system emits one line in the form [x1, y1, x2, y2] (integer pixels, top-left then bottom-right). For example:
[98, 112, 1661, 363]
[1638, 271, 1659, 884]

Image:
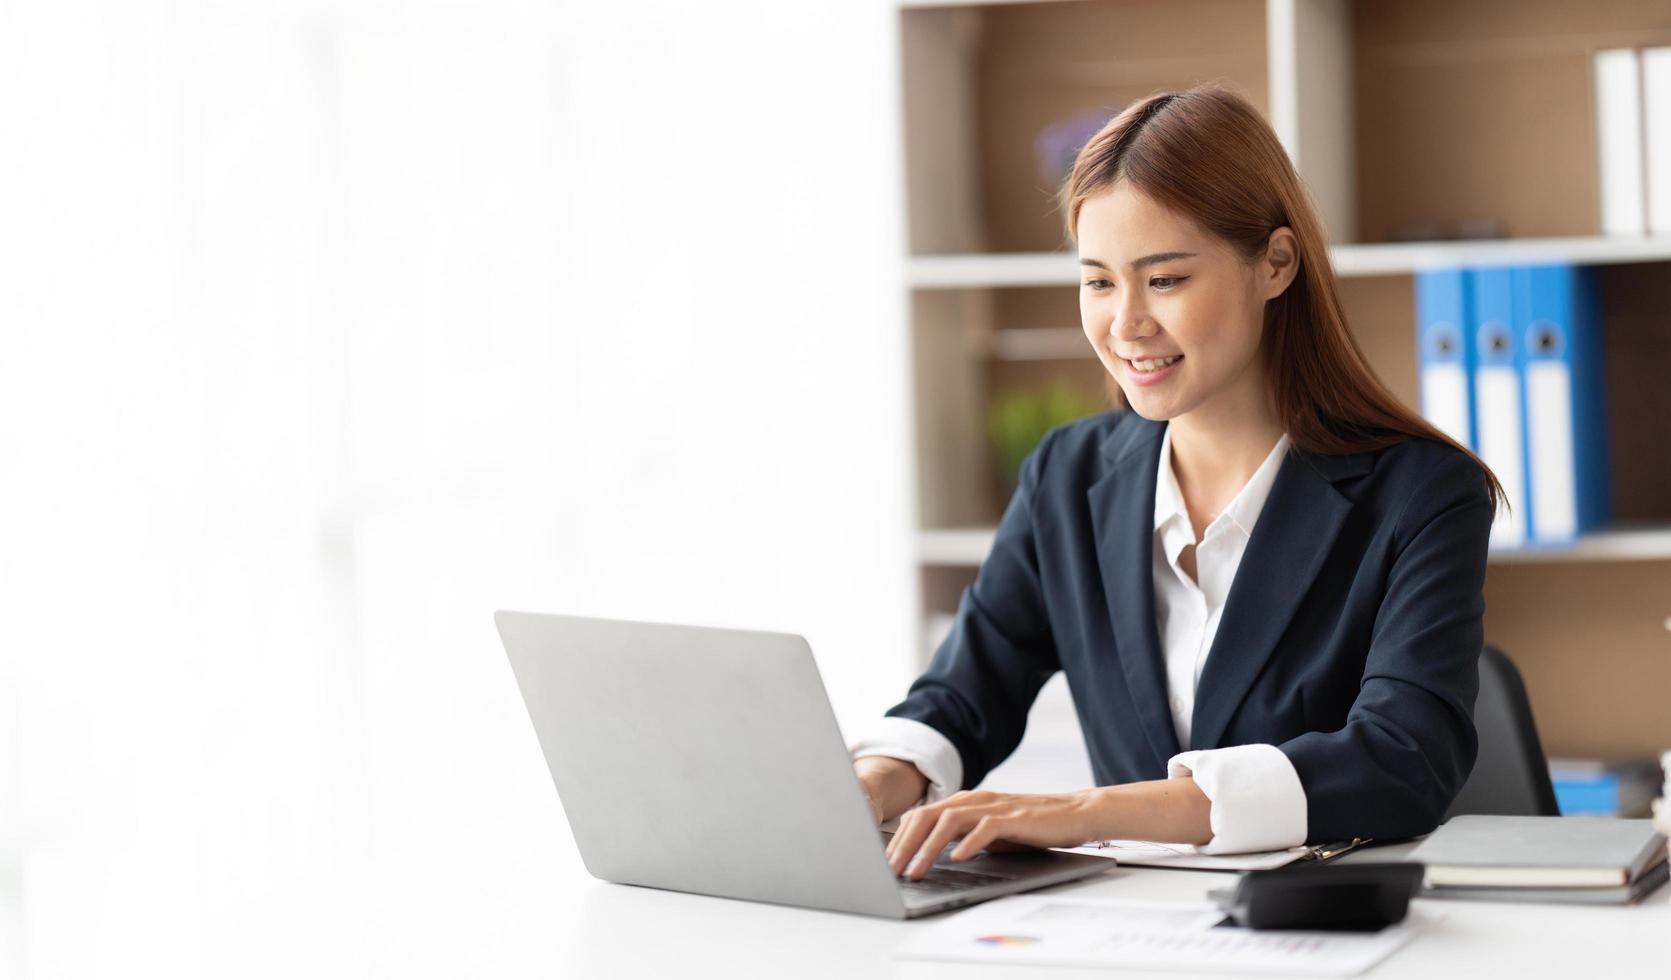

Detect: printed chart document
[894, 896, 1432, 976]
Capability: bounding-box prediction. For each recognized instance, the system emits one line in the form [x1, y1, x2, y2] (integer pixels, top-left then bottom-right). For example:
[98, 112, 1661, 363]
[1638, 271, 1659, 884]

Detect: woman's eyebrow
[1079, 251, 1199, 271]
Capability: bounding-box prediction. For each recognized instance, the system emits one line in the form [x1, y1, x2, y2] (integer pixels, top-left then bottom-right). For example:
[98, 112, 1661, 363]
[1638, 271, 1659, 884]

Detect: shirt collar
[1153, 424, 1292, 543]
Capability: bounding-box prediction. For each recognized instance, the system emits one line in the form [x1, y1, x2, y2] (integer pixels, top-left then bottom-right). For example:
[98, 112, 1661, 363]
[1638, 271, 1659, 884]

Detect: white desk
[556, 851, 1668, 979]
[316, 815, 1666, 979]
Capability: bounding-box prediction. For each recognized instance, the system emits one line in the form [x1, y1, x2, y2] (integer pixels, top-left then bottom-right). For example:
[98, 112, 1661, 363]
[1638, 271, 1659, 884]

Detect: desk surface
[314, 817, 1667, 979]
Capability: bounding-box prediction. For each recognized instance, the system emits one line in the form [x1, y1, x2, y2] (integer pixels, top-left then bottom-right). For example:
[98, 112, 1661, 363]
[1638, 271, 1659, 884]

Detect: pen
[1306, 837, 1372, 862]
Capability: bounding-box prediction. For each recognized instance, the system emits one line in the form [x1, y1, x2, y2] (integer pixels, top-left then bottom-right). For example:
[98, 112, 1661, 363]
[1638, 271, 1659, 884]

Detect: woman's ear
[1259, 227, 1300, 300]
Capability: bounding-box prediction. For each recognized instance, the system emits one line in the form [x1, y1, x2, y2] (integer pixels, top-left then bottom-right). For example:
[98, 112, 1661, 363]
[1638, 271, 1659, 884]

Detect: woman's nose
[1109, 296, 1153, 342]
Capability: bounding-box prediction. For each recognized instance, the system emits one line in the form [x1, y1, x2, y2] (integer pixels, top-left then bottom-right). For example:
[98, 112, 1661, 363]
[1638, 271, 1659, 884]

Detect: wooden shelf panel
[901, 0, 1268, 255]
[1483, 560, 1671, 759]
[1352, 0, 1671, 244]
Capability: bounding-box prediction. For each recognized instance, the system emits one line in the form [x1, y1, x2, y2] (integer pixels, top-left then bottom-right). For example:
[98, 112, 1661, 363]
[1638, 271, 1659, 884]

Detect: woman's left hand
[885, 788, 1104, 880]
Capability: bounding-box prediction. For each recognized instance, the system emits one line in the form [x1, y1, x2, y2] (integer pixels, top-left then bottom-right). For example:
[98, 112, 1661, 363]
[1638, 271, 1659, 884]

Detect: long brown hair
[1060, 85, 1504, 510]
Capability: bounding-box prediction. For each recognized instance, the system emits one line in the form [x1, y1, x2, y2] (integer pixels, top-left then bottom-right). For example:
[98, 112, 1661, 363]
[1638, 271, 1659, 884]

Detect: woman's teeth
[1130, 355, 1181, 372]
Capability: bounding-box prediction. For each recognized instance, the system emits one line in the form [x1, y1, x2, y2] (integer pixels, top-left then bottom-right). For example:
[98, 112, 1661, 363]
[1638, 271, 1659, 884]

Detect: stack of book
[1595, 46, 1671, 236]
[1409, 815, 1668, 905]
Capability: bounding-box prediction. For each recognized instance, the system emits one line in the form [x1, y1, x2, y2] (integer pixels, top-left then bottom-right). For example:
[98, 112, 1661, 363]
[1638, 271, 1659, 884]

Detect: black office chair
[1444, 645, 1561, 819]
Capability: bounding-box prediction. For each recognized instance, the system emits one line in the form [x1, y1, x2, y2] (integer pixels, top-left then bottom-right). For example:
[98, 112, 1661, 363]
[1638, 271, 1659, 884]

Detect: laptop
[495, 609, 1115, 918]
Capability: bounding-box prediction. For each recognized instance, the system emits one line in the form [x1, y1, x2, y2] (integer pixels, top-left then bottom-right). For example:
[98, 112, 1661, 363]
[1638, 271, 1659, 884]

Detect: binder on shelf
[1514, 264, 1610, 544]
[1644, 47, 1671, 235]
[1548, 757, 1660, 818]
[1594, 47, 1646, 236]
[1415, 268, 1474, 448]
[1469, 267, 1529, 549]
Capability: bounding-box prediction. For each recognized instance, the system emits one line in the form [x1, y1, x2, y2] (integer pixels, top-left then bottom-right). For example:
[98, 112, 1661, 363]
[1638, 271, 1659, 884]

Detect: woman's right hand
[853, 755, 929, 826]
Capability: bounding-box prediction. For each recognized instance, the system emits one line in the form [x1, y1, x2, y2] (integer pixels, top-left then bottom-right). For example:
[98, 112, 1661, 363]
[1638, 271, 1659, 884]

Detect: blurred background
[2, 0, 1669, 976]
[0, 0, 915, 974]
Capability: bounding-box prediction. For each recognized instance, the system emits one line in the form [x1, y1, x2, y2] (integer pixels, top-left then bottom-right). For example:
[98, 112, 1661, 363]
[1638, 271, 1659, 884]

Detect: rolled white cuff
[1167, 743, 1308, 855]
[846, 716, 963, 807]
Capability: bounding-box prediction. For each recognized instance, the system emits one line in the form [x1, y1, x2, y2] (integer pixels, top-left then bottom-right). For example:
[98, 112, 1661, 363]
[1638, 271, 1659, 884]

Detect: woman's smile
[1121, 353, 1184, 386]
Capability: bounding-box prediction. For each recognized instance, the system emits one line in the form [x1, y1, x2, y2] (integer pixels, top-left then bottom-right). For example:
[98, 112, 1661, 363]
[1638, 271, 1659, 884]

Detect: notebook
[1418, 860, 1668, 906]
[1408, 815, 1667, 890]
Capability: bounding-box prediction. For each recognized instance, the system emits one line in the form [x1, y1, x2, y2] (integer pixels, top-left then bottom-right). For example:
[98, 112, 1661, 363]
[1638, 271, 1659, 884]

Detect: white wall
[0, 1, 915, 975]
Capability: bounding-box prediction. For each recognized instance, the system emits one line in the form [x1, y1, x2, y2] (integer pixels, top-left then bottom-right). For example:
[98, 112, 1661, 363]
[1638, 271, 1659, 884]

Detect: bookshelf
[895, 0, 1671, 762]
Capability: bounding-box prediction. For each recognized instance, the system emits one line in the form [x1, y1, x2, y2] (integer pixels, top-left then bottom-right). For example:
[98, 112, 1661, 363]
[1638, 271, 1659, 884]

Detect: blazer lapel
[1187, 448, 1372, 751]
[1086, 416, 1181, 773]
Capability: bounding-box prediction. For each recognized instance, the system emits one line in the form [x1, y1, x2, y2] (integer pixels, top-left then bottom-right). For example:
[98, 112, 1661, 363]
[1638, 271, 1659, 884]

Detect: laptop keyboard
[879, 833, 1016, 897]
[897, 865, 1013, 895]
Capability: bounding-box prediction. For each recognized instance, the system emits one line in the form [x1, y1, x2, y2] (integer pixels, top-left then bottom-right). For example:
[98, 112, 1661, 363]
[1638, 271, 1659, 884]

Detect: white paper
[1053, 839, 1310, 871]
[895, 895, 1433, 977]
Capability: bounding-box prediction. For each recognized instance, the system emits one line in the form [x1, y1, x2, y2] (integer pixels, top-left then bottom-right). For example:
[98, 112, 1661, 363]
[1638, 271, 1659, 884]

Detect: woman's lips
[1121, 353, 1182, 386]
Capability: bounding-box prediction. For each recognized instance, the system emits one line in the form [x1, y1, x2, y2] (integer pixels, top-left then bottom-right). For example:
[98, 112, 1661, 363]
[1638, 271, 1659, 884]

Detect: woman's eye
[1082, 276, 1186, 291]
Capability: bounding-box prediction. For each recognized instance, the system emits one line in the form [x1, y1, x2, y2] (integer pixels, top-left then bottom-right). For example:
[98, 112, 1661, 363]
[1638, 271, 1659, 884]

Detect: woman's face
[1076, 180, 1295, 425]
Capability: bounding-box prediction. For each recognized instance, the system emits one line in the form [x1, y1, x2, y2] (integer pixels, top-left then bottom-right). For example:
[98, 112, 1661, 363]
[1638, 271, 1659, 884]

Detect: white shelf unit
[895, 0, 1671, 760]
[920, 526, 1671, 569]
[910, 235, 1671, 289]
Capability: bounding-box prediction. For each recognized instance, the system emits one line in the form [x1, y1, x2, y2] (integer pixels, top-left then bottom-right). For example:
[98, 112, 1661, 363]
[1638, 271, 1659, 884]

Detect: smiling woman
[1077, 187, 1279, 430]
[850, 85, 1509, 881]
[1062, 88, 1506, 482]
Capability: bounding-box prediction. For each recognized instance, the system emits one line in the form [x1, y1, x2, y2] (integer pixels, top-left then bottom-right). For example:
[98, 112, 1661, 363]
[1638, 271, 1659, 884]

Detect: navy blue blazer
[887, 410, 1495, 844]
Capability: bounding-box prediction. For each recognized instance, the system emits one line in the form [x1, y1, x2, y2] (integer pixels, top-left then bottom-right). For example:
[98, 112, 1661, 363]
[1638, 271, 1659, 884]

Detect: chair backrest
[1445, 645, 1560, 819]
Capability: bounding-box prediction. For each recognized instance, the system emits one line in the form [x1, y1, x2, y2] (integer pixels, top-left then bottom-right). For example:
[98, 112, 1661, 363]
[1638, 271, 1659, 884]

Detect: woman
[851, 86, 1503, 882]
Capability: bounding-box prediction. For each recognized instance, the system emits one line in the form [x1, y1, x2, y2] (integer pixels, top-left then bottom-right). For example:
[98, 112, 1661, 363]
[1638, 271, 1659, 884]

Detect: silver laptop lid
[495, 610, 910, 917]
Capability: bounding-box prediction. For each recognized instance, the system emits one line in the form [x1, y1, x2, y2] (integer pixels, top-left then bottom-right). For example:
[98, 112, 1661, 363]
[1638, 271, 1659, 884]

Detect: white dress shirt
[848, 425, 1309, 854]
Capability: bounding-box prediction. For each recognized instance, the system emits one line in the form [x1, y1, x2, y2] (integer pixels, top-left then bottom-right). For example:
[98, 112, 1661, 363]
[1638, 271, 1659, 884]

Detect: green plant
[987, 382, 1104, 490]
